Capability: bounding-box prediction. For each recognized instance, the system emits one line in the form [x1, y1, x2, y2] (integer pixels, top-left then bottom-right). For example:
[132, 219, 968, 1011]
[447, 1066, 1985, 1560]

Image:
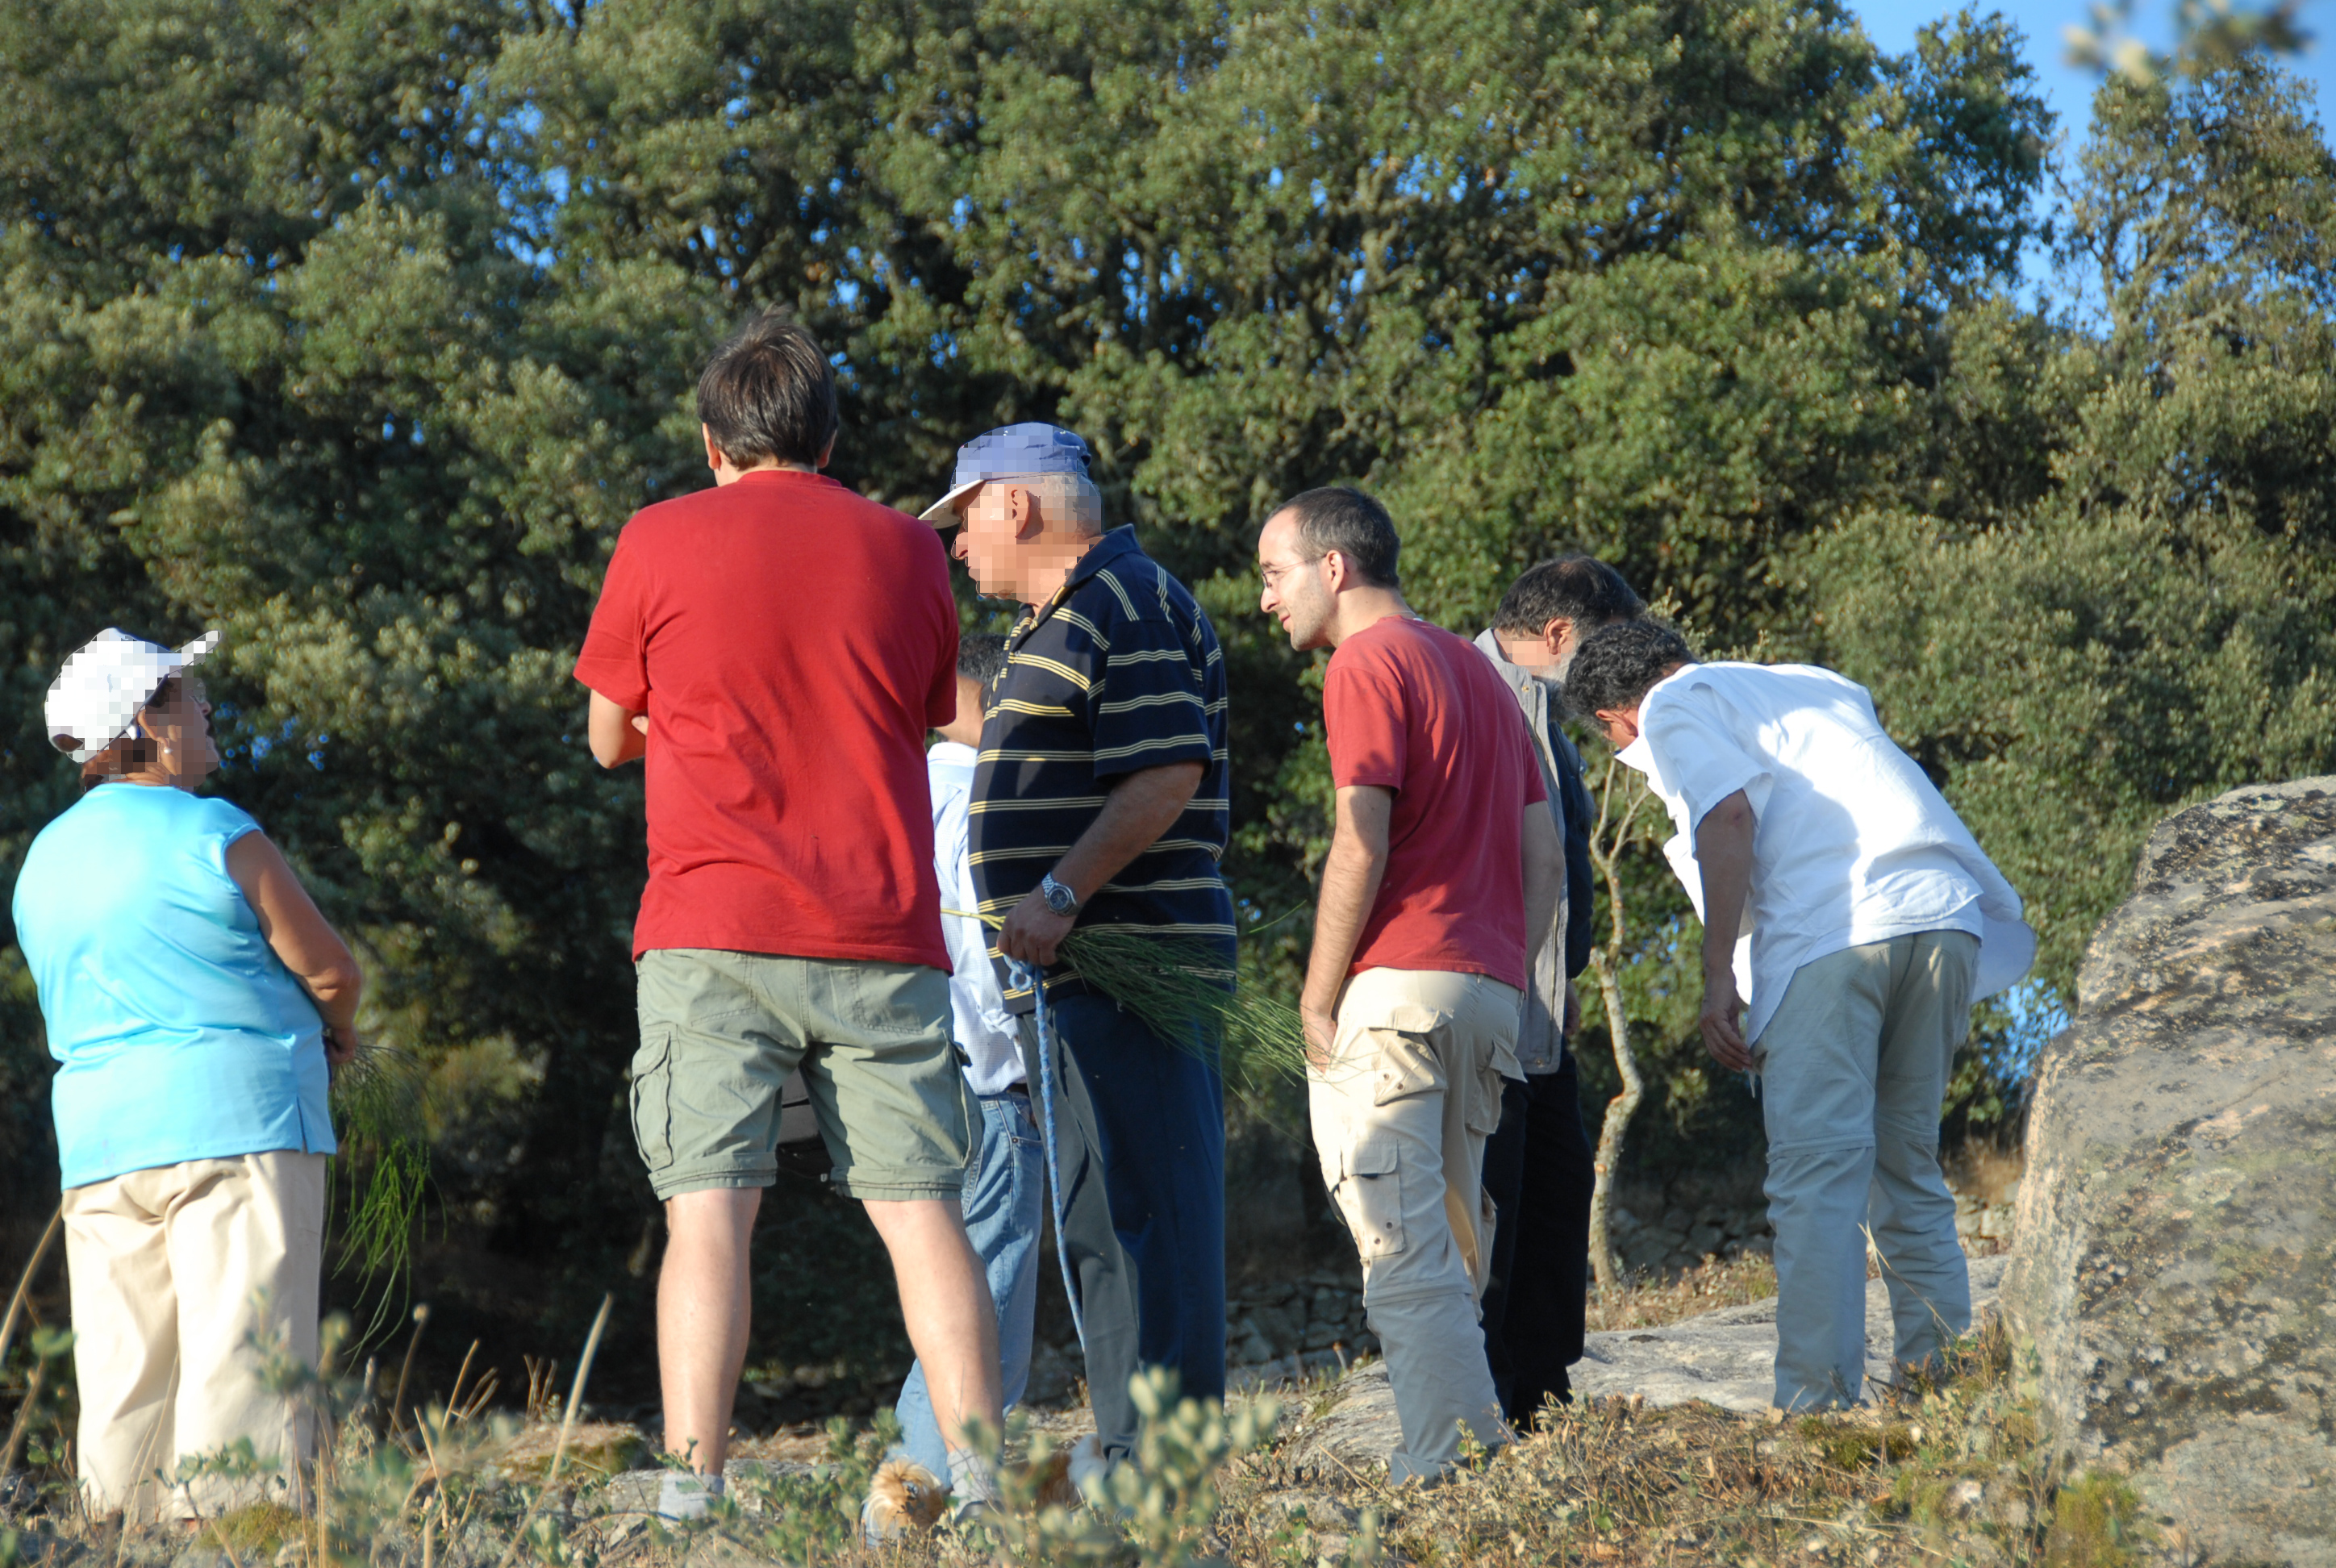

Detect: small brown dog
[864, 1459, 949, 1539]
[1032, 1446, 1082, 1510]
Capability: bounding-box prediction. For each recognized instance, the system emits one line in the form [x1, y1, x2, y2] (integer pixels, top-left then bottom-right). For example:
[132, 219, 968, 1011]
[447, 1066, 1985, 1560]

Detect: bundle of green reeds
[956, 913, 1311, 1086]
[327, 1041, 432, 1337]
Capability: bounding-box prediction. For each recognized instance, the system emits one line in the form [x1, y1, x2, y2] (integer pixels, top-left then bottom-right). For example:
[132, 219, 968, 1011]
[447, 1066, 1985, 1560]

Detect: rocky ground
[1286, 1253, 2009, 1475]
[3, 1239, 2118, 1568]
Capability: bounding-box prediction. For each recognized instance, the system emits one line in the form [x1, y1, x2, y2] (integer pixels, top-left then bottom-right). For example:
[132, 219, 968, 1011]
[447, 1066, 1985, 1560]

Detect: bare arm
[1299, 784, 1394, 1068]
[1521, 800, 1562, 974]
[226, 832, 362, 1064]
[587, 689, 649, 768]
[1694, 788, 1757, 1073]
[996, 761, 1207, 966]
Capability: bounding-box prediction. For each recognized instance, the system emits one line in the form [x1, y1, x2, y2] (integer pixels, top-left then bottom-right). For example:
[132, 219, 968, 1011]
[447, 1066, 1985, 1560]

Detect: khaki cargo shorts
[631, 949, 971, 1203]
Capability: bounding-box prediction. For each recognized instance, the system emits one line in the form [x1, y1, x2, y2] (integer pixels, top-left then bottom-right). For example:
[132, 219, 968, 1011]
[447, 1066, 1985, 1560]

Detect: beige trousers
[62, 1151, 327, 1520]
[1310, 967, 1520, 1482]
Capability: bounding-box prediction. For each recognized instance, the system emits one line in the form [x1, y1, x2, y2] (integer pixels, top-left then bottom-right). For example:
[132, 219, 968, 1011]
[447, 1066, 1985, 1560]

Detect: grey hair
[1004, 472, 1103, 533]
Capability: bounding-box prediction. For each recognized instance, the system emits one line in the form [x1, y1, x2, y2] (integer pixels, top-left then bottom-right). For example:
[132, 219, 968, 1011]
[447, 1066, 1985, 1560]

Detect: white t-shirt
[928, 741, 1024, 1094]
[1616, 662, 2034, 1045]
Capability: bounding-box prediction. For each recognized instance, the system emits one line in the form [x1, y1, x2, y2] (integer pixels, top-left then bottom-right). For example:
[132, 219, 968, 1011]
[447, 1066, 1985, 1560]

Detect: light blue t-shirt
[10, 783, 336, 1189]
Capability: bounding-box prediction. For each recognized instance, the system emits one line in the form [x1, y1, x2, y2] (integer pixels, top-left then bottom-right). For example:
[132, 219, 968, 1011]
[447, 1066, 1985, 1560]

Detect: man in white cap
[13, 628, 365, 1521]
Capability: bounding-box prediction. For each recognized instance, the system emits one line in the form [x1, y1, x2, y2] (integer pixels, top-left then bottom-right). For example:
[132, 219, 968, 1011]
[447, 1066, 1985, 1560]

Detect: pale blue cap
[918, 423, 1093, 525]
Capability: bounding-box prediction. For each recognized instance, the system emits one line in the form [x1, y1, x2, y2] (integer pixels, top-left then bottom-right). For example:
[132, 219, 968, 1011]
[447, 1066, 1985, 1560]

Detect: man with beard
[1471, 557, 1642, 1425]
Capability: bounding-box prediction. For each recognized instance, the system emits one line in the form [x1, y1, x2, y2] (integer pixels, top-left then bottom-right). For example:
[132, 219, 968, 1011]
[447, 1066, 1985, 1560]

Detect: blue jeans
[891, 1089, 1045, 1476]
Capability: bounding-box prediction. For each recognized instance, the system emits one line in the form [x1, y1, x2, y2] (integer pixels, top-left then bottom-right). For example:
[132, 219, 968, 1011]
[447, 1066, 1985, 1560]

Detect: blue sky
[1841, 0, 2332, 145]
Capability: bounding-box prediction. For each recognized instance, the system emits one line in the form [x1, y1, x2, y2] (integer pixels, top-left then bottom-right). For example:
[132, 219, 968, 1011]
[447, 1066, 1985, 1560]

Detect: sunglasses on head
[150, 674, 206, 708]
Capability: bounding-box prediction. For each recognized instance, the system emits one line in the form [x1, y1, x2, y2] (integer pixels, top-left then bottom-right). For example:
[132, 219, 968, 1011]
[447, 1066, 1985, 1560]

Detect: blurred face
[1552, 617, 1608, 684]
[136, 674, 219, 786]
[949, 482, 1020, 597]
[1257, 511, 1333, 651]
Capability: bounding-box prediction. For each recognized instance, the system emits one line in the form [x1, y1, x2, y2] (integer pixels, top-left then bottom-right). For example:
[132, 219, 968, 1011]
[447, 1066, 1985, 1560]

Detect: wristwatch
[1039, 872, 1082, 917]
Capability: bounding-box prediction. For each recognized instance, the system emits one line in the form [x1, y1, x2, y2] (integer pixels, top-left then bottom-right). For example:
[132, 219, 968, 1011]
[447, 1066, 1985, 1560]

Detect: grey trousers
[1015, 1015, 1145, 1461]
[1754, 930, 1978, 1411]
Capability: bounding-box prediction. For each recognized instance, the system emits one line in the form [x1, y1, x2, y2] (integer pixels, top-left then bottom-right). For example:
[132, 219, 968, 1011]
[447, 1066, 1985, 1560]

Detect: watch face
[1045, 883, 1075, 913]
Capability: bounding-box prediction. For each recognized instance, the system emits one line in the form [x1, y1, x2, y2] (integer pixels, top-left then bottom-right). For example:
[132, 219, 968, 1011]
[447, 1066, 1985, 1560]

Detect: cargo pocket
[1337, 1141, 1407, 1262]
[629, 1030, 675, 1172]
[1370, 1031, 1444, 1107]
[845, 961, 950, 1049]
[1466, 1062, 1508, 1138]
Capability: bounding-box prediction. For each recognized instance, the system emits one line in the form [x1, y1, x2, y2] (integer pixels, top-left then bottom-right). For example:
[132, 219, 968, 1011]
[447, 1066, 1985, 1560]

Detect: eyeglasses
[1258, 555, 1324, 590]
[152, 675, 207, 708]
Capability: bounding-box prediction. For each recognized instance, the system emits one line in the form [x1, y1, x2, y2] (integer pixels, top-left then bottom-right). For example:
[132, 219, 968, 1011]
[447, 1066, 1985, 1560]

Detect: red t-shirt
[573, 470, 957, 967]
[1323, 616, 1549, 987]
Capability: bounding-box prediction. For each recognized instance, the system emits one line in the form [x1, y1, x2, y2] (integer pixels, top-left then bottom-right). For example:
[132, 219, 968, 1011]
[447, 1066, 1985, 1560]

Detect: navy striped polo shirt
[970, 527, 1235, 1009]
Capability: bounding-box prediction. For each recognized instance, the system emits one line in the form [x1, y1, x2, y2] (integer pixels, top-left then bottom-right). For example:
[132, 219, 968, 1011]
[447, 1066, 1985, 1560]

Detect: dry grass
[0, 1271, 2165, 1568]
[1204, 1315, 2161, 1568]
[1583, 1252, 1779, 1332]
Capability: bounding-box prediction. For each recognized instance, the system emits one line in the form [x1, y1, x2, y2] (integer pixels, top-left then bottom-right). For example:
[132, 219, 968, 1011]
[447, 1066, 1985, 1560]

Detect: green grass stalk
[329, 1043, 432, 1336]
[947, 910, 1311, 1086]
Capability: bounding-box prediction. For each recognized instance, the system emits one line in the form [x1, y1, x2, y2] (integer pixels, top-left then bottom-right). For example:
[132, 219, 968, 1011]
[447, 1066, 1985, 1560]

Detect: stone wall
[2002, 776, 2336, 1566]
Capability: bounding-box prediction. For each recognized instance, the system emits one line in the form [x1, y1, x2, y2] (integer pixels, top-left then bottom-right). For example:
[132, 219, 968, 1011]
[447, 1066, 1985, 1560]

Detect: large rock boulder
[2004, 777, 2336, 1566]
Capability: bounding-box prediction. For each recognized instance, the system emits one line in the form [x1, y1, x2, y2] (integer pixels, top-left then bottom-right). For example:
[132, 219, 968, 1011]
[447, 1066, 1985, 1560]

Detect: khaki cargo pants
[1309, 967, 1520, 1482]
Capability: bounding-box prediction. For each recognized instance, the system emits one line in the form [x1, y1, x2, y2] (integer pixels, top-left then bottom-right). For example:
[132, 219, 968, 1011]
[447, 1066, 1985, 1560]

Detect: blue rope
[1012, 960, 1086, 1351]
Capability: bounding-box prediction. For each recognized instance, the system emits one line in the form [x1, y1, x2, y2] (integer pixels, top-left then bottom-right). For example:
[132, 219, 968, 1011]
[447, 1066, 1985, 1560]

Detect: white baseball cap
[44, 627, 222, 764]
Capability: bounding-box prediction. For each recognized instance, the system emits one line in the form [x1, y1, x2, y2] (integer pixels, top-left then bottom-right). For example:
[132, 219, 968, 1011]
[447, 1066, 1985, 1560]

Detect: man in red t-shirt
[574, 312, 1002, 1522]
[1258, 486, 1563, 1483]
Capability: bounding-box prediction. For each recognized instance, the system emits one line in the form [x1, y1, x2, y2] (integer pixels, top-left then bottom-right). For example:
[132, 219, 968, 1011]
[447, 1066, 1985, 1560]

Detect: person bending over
[1258, 487, 1562, 1483]
[1566, 619, 2033, 1410]
[575, 312, 1002, 1520]
[1470, 554, 1645, 1424]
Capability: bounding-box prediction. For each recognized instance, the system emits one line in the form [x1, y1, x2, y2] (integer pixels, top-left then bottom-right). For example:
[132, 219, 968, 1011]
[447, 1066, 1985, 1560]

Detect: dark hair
[1274, 486, 1400, 587]
[1492, 555, 1644, 636]
[697, 311, 840, 469]
[957, 632, 1008, 687]
[76, 681, 171, 791]
[1564, 619, 1697, 719]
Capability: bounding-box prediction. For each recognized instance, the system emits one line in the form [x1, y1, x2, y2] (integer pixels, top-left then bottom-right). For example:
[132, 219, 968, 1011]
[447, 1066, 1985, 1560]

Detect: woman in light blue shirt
[11, 628, 362, 1524]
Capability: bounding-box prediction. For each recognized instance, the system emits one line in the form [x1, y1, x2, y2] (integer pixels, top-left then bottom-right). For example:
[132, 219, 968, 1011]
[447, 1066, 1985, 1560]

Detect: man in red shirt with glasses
[1257, 486, 1564, 1483]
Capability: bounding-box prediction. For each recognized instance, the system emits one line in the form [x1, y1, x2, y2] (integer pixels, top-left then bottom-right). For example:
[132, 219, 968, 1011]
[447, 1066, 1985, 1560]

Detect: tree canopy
[2, 0, 2329, 1376]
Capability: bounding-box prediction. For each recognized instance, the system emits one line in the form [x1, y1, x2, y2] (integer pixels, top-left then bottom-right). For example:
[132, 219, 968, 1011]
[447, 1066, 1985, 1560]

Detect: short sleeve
[1087, 615, 1212, 783]
[195, 797, 264, 890]
[928, 617, 961, 730]
[1324, 643, 1407, 791]
[1641, 678, 1768, 830]
[916, 537, 961, 729]
[573, 531, 651, 711]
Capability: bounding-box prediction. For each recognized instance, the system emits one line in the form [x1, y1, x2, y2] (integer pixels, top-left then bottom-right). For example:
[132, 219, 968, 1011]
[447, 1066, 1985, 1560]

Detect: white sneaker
[1067, 1432, 1120, 1506]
